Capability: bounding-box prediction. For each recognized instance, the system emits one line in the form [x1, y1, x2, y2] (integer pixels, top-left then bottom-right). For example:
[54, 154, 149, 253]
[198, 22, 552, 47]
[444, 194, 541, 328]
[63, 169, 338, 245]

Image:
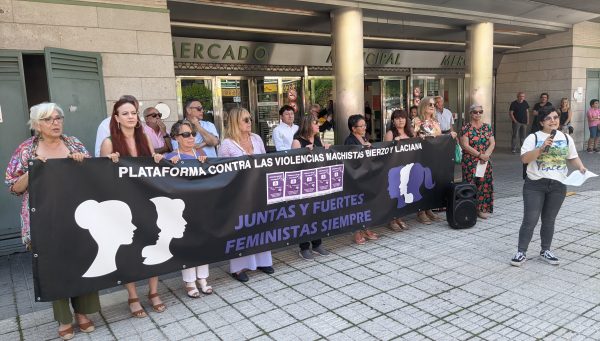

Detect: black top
[509, 100, 529, 124]
[295, 135, 323, 148]
[344, 134, 367, 146]
[531, 102, 553, 133]
[559, 110, 569, 126]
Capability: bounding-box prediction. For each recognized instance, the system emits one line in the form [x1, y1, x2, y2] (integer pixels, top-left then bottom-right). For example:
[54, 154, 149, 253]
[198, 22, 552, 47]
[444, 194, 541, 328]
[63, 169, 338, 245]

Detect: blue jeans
[517, 178, 566, 253]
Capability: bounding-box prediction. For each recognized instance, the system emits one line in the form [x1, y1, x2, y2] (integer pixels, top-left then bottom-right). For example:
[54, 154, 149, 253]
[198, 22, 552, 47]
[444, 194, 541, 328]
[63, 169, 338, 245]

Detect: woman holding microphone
[510, 107, 587, 267]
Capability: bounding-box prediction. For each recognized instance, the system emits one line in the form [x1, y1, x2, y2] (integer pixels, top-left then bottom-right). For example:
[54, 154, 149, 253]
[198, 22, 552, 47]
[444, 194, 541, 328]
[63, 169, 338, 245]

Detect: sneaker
[587, 148, 593, 153]
[299, 249, 314, 260]
[511, 149, 517, 154]
[312, 245, 330, 256]
[540, 250, 559, 265]
[510, 251, 526, 267]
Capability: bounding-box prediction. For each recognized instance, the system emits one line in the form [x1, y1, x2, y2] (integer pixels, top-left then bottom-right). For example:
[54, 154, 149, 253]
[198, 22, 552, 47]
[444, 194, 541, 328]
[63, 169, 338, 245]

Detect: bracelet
[163, 135, 170, 139]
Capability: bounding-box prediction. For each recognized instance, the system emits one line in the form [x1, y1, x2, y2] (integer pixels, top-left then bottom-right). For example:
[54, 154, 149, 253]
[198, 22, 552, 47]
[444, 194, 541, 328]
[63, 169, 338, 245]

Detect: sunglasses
[176, 131, 197, 138]
[191, 106, 204, 111]
[145, 112, 162, 118]
[242, 117, 253, 123]
[543, 115, 560, 121]
[472, 110, 483, 114]
[427, 103, 435, 107]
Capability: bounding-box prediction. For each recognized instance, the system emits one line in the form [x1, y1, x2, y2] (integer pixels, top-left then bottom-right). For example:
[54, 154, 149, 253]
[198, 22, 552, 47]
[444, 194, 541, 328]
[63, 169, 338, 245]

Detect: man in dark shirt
[509, 92, 529, 153]
[531, 92, 553, 133]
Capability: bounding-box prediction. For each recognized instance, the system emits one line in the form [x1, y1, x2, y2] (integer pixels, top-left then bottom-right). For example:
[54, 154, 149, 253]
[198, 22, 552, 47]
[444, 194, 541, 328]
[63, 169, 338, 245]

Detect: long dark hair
[389, 109, 414, 138]
[109, 95, 152, 157]
[296, 114, 318, 140]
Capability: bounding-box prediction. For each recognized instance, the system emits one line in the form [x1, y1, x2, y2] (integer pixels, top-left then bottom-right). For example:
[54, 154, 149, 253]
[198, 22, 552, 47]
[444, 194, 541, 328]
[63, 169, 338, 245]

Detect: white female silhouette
[75, 200, 137, 278]
[141, 197, 187, 265]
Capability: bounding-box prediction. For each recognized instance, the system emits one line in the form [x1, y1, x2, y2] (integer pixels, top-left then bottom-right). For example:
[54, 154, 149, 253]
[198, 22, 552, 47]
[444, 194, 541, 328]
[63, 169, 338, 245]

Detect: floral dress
[5, 135, 89, 246]
[460, 123, 494, 213]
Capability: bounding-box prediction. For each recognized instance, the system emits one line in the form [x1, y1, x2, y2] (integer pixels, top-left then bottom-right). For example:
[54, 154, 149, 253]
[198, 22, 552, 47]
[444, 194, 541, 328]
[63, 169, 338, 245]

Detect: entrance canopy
[168, 0, 600, 53]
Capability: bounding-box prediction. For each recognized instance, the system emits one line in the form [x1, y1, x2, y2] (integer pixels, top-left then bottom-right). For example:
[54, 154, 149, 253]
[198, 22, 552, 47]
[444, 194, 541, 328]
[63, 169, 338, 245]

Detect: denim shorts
[590, 125, 599, 138]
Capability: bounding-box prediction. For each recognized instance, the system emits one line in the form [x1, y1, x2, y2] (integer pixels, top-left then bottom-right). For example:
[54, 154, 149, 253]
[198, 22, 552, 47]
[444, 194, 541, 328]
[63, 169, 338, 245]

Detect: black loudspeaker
[446, 182, 477, 229]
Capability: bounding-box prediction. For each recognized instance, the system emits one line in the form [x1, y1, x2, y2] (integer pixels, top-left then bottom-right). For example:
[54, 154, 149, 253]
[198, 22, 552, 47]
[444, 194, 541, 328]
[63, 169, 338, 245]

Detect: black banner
[30, 136, 454, 301]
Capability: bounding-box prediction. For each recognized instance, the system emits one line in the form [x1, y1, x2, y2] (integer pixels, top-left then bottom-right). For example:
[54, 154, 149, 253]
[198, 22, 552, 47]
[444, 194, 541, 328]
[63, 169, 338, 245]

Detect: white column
[466, 22, 494, 124]
[331, 7, 364, 144]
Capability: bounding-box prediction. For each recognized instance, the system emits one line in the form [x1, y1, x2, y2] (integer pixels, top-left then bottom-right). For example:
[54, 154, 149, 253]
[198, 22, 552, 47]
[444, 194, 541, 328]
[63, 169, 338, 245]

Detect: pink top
[218, 133, 266, 157]
[143, 124, 165, 149]
[587, 108, 600, 127]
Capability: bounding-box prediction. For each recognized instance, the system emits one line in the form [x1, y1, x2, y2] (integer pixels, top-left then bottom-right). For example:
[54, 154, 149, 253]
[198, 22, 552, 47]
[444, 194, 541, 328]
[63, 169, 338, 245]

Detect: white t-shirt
[94, 117, 111, 157]
[521, 130, 577, 181]
[272, 122, 299, 151]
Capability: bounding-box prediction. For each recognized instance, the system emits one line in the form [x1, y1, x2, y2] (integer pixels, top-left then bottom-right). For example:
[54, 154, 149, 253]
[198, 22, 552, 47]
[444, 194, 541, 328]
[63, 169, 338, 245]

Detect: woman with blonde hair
[218, 108, 274, 282]
[411, 97, 442, 224]
[413, 96, 442, 137]
[558, 97, 573, 134]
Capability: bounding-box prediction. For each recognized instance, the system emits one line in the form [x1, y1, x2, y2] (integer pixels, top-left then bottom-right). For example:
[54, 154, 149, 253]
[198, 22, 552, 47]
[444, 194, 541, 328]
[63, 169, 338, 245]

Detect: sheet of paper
[475, 161, 487, 178]
[561, 170, 598, 186]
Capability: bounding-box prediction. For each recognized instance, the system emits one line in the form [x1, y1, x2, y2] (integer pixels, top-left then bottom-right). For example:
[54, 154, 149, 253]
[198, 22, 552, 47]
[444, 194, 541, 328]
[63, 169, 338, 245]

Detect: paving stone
[302, 311, 352, 337]
[268, 322, 320, 340]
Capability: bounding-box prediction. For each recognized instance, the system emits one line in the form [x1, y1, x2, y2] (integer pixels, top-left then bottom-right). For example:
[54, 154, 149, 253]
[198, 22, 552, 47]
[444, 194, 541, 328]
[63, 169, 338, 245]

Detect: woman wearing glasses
[412, 97, 443, 224]
[344, 114, 379, 245]
[218, 108, 274, 282]
[510, 107, 587, 267]
[100, 96, 167, 318]
[292, 114, 331, 259]
[413, 96, 442, 137]
[163, 120, 212, 297]
[5, 103, 99, 340]
[459, 104, 495, 220]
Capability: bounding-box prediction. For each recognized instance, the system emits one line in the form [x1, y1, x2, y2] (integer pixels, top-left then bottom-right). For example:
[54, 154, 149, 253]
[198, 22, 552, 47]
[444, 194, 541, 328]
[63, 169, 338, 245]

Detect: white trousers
[181, 264, 209, 282]
[229, 251, 272, 273]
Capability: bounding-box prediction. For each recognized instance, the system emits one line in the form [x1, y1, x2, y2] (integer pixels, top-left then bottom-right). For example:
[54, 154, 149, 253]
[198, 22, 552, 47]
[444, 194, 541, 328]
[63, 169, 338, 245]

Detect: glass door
[364, 79, 381, 141]
[256, 77, 280, 150]
[382, 78, 407, 138]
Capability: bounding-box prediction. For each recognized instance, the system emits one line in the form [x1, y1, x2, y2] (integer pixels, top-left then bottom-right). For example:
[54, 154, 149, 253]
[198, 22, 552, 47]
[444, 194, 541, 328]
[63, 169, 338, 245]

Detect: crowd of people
[4, 93, 591, 340]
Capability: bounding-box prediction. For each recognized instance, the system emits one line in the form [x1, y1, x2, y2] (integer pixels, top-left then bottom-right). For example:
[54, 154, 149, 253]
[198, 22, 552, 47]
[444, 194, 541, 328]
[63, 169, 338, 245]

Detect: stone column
[331, 8, 364, 144]
[466, 22, 494, 124]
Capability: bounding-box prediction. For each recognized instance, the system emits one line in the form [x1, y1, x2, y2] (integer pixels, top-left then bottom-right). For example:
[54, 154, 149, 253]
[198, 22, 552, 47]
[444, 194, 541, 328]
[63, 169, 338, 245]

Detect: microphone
[544, 129, 557, 152]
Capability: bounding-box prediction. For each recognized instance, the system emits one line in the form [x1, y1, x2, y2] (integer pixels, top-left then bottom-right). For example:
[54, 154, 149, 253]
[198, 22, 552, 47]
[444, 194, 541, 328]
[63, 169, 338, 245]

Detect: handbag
[454, 143, 462, 164]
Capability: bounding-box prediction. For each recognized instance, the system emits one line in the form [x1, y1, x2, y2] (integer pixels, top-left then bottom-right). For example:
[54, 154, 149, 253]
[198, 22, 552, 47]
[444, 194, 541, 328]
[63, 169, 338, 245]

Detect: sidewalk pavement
[0, 151, 599, 341]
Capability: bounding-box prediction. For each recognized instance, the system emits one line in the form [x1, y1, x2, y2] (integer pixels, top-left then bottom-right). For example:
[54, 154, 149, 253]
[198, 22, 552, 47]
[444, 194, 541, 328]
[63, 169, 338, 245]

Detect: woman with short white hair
[5, 103, 98, 340]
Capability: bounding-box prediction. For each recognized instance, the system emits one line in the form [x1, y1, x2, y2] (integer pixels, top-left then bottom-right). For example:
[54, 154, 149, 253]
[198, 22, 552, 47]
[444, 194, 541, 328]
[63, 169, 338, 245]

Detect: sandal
[416, 211, 432, 224]
[185, 282, 200, 298]
[389, 220, 402, 232]
[148, 292, 166, 313]
[353, 231, 366, 245]
[395, 218, 408, 230]
[75, 314, 95, 333]
[425, 210, 442, 221]
[197, 278, 213, 295]
[58, 325, 74, 340]
[363, 229, 379, 240]
[127, 298, 147, 318]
